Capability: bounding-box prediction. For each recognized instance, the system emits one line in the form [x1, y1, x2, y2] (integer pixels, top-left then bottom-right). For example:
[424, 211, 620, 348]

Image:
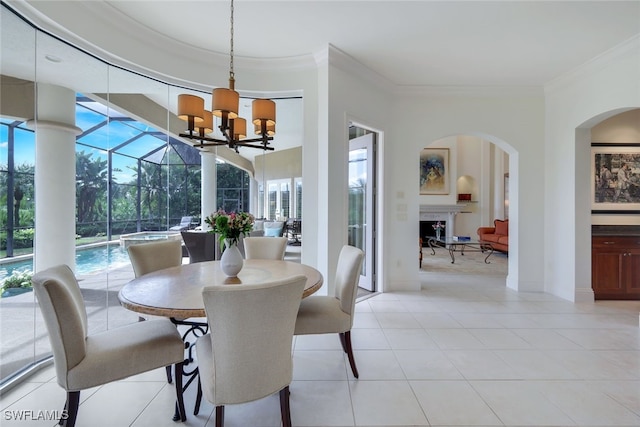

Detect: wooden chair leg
[279, 386, 292, 427]
[62, 391, 80, 427]
[215, 406, 225, 427]
[340, 331, 359, 378]
[165, 365, 173, 383]
[173, 362, 186, 422]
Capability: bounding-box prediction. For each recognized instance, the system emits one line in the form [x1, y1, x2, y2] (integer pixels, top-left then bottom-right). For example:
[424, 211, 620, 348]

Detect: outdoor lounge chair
[170, 216, 193, 231]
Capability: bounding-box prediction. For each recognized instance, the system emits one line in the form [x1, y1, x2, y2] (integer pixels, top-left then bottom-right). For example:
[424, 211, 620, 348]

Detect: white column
[30, 84, 81, 273]
[200, 150, 217, 229]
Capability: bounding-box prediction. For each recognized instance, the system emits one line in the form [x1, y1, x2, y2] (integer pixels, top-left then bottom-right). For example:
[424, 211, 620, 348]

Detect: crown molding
[545, 34, 640, 94]
[325, 44, 395, 94]
[395, 85, 544, 97]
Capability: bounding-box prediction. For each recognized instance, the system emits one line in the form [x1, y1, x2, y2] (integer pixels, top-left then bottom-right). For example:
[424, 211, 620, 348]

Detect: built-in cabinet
[592, 236, 640, 300]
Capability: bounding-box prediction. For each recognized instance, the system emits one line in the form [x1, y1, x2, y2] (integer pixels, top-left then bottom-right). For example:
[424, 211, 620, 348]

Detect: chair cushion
[494, 219, 508, 236]
[264, 221, 284, 237]
[66, 318, 184, 390]
[294, 296, 351, 335]
[481, 234, 502, 244]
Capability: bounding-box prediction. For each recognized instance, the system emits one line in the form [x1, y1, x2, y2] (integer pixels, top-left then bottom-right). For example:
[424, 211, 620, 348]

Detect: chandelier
[177, 0, 275, 152]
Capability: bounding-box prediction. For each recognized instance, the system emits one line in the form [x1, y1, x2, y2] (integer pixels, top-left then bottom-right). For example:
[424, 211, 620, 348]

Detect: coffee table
[426, 237, 494, 264]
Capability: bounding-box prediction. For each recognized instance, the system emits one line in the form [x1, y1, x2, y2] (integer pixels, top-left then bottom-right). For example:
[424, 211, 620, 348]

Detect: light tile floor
[1, 271, 639, 427]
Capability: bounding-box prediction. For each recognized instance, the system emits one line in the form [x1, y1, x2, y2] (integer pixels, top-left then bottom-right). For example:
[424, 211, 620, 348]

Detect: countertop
[592, 225, 640, 237]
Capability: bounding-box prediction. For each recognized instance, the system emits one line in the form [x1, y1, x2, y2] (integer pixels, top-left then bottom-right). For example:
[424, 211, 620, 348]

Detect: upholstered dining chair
[294, 245, 365, 378]
[127, 239, 183, 277]
[127, 239, 184, 384]
[243, 236, 288, 260]
[194, 275, 307, 427]
[32, 264, 186, 426]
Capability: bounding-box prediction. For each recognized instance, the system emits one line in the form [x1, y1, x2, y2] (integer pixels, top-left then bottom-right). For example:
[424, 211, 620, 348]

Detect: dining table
[117, 259, 323, 421]
[118, 259, 324, 319]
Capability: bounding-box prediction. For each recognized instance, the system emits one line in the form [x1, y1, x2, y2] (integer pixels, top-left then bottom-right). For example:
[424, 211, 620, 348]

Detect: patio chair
[170, 216, 193, 231]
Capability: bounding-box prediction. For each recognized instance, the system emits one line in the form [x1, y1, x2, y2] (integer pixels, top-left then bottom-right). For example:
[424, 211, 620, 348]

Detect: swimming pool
[0, 244, 133, 280]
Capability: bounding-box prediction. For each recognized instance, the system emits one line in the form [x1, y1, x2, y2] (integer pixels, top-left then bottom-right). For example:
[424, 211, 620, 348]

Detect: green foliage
[0, 228, 34, 249]
[1, 270, 33, 291]
[76, 150, 108, 223]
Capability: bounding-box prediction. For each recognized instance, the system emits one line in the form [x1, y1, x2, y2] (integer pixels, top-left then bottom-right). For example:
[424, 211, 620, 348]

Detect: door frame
[348, 126, 377, 292]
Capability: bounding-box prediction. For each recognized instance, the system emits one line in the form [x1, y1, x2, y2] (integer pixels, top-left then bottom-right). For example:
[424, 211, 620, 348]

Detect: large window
[265, 178, 301, 220]
[0, 120, 36, 261]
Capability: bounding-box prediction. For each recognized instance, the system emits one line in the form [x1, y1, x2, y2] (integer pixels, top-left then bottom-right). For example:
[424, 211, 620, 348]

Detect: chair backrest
[201, 275, 306, 405]
[243, 236, 288, 260]
[179, 216, 192, 226]
[127, 240, 183, 277]
[334, 245, 365, 316]
[32, 264, 88, 389]
[181, 231, 217, 263]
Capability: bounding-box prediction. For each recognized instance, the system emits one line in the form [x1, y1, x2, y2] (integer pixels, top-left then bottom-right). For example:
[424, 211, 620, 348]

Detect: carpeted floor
[420, 244, 508, 276]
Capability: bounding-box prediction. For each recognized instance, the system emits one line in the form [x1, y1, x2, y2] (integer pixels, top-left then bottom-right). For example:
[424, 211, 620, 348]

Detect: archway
[420, 133, 519, 288]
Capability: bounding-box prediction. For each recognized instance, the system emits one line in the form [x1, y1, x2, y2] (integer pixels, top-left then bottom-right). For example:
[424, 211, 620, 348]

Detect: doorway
[348, 127, 376, 292]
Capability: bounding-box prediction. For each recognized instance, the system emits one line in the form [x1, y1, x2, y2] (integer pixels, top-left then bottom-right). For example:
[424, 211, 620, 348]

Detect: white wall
[544, 36, 640, 302]
[324, 47, 392, 292]
[388, 90, 545, 292]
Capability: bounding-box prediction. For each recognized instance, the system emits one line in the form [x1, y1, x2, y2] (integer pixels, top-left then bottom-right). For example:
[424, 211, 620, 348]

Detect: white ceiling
[3, 1, 639, 162]
[76, 0, 639, 87]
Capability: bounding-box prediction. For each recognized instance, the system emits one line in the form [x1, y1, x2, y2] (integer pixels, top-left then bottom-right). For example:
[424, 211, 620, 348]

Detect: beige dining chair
[32, 264, 186, 426]
[127, 239, 183, 277]
[194, 275, 307, 427]
[294, 245, 365, 378]
[243, 236, 288, 260]
[127, 239, 184, 384]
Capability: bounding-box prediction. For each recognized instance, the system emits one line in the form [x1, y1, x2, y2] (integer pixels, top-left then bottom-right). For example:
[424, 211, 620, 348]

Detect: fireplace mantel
[419, 204, 466, 240]
[419, 204, 467, 214]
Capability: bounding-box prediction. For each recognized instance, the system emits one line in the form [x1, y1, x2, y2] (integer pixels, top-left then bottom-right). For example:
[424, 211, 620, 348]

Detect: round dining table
[118, 259, 324, 319]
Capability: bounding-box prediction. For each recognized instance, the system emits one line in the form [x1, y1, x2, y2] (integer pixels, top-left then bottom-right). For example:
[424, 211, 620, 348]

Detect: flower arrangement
[204, 209, 255, 248]
[432, 221, 445, 230]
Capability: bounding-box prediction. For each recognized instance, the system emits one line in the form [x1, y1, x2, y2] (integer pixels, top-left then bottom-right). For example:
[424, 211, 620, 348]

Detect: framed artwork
[591, 144, 640, 213]
[420, 148, 449, 195]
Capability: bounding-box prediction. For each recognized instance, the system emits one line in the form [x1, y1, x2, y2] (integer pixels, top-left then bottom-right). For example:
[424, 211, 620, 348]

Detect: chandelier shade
[196, 110, 214, 136]
[212, 87, 239, 119]
[233, 117, 247, 140]
[252, 99, 276, 126]
[178, 94, 204, 123]
[255, 122, 275, 136]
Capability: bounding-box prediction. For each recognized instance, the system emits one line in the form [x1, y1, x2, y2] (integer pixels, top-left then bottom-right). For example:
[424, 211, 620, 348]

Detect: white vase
[220, 239, 243, 277]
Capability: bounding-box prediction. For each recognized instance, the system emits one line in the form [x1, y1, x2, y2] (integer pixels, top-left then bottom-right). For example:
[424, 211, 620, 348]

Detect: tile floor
[1, 271, 639, 426]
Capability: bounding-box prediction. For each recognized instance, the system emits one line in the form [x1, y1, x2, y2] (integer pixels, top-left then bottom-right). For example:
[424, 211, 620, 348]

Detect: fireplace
[419, 204, 466, 243]
[420, 221, 446, 245]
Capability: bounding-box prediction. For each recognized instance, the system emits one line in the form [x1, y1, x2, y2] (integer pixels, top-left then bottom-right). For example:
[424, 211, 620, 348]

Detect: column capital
[26, 119, 82, 136]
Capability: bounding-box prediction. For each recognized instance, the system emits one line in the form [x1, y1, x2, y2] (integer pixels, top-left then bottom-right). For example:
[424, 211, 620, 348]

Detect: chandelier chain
[229, 0, 234, 80]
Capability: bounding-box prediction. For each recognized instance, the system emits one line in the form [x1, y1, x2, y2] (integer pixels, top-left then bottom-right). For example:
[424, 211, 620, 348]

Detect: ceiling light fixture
[177, 0, 275, 152]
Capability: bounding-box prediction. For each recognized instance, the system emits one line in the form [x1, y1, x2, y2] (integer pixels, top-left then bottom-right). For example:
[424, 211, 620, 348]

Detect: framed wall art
[591, 144, 640, 213]
[420, 148, 449, 195]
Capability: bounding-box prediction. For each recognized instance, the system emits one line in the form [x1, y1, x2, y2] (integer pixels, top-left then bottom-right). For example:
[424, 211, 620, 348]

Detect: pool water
[0, 244, 132, 280]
